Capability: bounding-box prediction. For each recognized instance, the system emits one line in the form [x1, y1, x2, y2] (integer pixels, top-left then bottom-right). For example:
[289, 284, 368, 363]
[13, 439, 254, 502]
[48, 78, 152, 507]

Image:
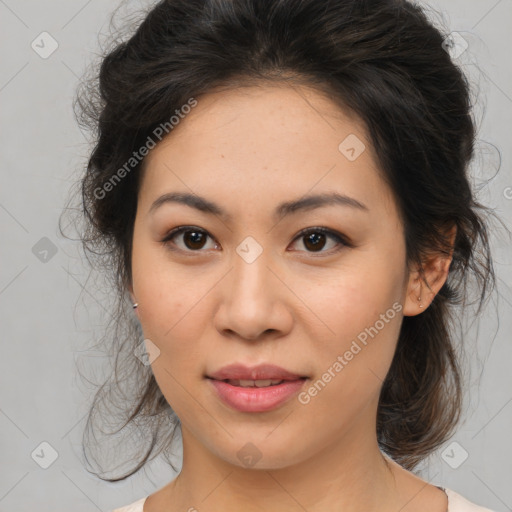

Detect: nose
[212, 245, 293, 342]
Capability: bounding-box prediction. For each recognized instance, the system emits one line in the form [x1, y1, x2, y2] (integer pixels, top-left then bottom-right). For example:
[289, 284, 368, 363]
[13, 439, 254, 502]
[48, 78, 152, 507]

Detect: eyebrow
[148, 191, 369, 221]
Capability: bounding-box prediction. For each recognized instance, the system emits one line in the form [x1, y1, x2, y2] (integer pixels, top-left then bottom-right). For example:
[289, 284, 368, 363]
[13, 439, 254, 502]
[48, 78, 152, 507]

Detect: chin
[206, 434, 313, 471]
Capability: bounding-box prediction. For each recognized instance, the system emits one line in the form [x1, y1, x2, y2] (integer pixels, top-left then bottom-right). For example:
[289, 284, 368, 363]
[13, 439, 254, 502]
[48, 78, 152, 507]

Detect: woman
[68, 0, 502, 510]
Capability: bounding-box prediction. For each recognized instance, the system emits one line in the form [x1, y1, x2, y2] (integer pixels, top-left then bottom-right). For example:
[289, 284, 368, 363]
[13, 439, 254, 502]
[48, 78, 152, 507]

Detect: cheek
[298, 298, 402, 436]
[134, 275, 208, 418]
[131, 247, 215, 370]
[136, 281, 204, 364]
[317, 264, 403, 345]
[131, 235, 196, 337]
[308, 255, 405, 392]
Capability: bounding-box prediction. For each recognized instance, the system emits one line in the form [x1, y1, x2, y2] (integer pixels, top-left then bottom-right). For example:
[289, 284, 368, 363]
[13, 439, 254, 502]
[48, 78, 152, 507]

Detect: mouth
[205, 364, 309, 412]
[206, 362, 308, 382]
[212, 378, 292, 387]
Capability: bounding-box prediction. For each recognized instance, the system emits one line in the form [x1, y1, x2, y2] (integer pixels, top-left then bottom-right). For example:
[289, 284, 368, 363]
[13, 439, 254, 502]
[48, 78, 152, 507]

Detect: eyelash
[160, 226, 352, 256]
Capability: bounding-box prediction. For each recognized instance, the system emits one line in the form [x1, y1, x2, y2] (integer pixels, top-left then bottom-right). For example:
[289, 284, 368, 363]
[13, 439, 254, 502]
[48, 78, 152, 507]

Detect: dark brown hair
[62, 0, 501, 481]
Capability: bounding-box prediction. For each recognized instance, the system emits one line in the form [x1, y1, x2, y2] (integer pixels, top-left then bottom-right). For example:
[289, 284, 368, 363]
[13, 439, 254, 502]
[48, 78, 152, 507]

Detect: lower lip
[208, 378, 307, 412]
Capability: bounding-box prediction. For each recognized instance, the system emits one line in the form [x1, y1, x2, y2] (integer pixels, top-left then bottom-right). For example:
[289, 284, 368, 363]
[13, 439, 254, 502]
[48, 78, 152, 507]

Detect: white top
[110, 487, 496, 512]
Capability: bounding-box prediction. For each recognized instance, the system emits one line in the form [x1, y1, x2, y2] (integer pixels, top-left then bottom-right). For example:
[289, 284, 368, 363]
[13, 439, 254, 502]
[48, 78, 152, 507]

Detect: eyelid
[160, 225, 352, 254]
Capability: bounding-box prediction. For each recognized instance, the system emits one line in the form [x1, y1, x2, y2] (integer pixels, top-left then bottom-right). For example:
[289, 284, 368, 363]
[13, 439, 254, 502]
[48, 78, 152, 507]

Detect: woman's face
[130, 84, 418, 469]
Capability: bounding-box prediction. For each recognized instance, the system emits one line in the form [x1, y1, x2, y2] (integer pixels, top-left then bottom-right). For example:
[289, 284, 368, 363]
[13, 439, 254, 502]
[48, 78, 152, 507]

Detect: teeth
[227, 379, 284, 387]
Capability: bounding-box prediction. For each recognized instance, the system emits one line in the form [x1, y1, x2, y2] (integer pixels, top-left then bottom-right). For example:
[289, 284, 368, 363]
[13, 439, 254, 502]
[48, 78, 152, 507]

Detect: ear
[402, 225, 456, 316]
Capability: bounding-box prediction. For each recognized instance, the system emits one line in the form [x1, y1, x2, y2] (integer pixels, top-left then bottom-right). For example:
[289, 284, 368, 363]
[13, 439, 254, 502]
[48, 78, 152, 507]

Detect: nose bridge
[230, 234, 273, 307]
[213, 234, 288, 340]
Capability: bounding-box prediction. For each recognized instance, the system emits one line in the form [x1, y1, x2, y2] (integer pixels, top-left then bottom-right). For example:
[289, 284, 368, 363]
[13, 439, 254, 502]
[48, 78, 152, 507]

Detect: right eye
[160, 226, 219, 253]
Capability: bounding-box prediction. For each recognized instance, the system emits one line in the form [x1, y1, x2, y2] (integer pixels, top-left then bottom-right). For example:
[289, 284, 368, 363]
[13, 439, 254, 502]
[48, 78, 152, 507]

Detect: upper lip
[207, 363, 306, 381]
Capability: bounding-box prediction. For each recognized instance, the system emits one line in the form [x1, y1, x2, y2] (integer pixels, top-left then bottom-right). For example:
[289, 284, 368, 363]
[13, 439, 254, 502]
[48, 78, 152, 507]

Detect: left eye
[290, 227, 349, 254]
[161, 226, 349, 254]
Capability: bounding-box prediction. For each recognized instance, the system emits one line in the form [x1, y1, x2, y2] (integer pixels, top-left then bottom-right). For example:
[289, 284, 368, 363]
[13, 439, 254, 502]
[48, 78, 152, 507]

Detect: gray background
[0, 0, 511, 511]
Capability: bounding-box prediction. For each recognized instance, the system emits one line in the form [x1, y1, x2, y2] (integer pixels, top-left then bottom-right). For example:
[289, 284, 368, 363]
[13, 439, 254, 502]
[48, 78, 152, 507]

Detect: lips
[207, 363, 306, 382]
[206, 363, 308, 412]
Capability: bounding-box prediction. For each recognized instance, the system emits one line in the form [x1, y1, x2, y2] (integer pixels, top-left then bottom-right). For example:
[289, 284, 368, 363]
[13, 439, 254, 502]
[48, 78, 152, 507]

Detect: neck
[168, 418, 401, 512]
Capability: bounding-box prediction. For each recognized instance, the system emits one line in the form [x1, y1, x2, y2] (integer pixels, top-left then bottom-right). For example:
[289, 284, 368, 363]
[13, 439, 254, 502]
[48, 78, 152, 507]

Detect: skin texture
[128, 84, 454, 512]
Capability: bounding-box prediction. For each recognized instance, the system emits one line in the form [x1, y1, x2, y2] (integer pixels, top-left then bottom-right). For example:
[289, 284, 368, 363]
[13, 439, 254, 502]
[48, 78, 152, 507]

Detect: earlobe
[403, 226, 456, 317]
[403, 270, 427, 316]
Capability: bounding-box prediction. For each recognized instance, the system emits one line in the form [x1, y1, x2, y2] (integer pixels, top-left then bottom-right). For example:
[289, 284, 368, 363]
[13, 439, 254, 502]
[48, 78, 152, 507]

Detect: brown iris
[303, 232, 327, 252]
[183, 230, 208, 250]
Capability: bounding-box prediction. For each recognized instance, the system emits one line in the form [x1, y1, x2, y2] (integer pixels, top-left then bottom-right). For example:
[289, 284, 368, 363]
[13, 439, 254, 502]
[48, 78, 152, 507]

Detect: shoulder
[445, 488, 496, 512]
[110, 496, 148, 512]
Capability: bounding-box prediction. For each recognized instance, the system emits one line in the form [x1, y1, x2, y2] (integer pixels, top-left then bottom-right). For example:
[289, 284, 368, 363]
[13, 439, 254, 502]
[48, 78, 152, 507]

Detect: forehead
[146, 83, 369, 162]
[138, 84, 398, 224]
